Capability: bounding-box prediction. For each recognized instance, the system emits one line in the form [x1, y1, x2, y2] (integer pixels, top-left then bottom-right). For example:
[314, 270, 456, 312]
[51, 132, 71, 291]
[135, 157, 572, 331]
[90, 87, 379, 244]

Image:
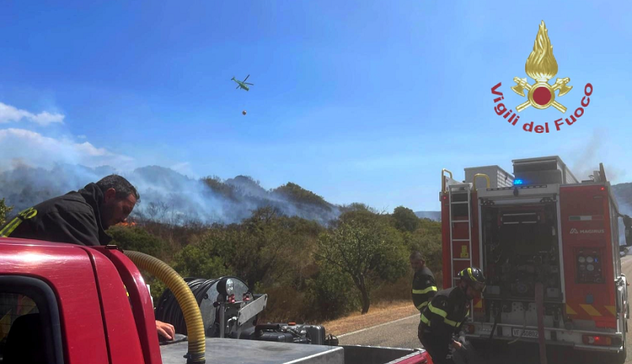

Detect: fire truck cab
[440, 156, 630, 362]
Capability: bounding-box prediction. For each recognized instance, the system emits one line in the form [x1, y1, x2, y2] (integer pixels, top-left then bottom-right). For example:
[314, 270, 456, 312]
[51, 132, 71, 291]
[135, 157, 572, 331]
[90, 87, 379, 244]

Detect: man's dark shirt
[420, 286, 470, 341]
[1, 183, 112, 246]
[412, 266, 437, 312]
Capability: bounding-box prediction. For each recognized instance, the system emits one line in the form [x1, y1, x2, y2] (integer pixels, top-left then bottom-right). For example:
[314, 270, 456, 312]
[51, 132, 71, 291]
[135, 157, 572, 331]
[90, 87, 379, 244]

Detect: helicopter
[231, 75, 254, 91]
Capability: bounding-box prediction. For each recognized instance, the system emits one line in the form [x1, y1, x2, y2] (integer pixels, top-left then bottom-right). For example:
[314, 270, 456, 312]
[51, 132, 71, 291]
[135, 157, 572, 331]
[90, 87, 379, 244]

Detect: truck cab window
[0, 277, 64, 364]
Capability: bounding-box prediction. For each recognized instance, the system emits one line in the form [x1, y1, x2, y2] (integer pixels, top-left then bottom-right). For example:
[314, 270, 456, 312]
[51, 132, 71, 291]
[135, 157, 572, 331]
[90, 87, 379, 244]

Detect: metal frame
[466, 322, 624, 350]
[448, 183, 473, 285]
[555, 189, 567, 305]
[511, 155, 580, 185]
[478, 200, 484, 277]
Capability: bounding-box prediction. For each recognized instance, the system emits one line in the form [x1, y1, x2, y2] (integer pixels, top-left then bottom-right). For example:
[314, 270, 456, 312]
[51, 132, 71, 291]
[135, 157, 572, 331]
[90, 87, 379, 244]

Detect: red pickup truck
[0, 238, 431, 364]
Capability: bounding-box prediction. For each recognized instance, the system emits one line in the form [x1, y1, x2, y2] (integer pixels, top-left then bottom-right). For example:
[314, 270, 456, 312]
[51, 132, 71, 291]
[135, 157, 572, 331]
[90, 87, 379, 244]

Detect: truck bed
[159, 337, 424, 364]
[161, 337, 344, 364]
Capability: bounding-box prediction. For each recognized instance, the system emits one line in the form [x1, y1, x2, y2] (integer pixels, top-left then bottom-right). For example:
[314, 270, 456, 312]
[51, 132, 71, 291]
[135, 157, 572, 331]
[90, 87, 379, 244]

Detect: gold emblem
[511, 21, 572, 113]
[460, 245, 469, 258]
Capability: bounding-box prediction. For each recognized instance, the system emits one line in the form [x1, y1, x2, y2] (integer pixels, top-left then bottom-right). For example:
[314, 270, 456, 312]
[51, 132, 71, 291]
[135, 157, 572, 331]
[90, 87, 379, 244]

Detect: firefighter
[418, 267, 486, 364]
[0, 175, 138, 246]
[0, 174, 176, 340]
[410, 251, 437, 313]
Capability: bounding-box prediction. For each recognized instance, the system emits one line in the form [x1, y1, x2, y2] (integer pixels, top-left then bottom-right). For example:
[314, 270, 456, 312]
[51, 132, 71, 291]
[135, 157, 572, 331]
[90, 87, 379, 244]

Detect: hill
[0, 164, 345, 226]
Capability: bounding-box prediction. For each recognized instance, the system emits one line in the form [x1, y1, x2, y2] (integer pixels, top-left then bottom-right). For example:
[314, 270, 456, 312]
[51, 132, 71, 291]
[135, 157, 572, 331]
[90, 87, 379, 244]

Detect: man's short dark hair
[96, 174, 140, 202]
[410, 251, 424, 261]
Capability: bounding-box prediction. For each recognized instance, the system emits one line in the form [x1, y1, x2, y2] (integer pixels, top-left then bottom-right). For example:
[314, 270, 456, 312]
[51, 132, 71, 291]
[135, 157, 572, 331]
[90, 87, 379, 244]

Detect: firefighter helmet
[457, 267, 486, 291]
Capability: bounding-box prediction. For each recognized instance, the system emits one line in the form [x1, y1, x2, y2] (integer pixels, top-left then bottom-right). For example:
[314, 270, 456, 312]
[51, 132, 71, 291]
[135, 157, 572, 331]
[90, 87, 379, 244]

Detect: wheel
[612, 346, 626, 364]
[467, 338, 494, 359]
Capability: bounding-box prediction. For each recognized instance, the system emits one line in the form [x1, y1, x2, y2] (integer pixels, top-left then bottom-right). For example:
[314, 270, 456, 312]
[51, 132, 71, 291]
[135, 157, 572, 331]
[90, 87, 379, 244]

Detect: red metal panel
[560, 185, 616, 321]
[451, 223, 470, 240]
[396, 351, 432, 364]
[87, 248, 146, 364]
[0, 238, 109, 364]
[98, 247, 163, 364]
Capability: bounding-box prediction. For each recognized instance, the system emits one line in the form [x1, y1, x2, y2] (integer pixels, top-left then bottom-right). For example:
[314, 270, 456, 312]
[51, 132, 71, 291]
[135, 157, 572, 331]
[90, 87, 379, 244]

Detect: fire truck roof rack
[464, 165, 514, 190]
[512, 155, 579, 185]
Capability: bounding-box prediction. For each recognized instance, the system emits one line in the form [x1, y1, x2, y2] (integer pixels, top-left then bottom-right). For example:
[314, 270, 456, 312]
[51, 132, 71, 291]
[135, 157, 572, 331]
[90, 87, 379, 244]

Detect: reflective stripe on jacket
[420, 286, 469, 340]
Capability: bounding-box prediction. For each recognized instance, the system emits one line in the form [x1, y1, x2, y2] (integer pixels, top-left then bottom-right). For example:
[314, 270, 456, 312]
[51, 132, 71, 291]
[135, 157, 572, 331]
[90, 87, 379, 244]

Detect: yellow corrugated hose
[124, 250, 206, 363]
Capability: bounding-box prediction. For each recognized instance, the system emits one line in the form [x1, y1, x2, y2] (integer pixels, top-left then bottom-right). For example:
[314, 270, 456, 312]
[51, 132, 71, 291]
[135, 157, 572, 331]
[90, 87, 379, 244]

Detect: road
[339, 255, 632, 363]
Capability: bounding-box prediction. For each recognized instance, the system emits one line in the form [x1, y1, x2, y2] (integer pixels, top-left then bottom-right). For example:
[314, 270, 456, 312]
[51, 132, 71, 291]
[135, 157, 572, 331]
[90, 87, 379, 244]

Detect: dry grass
[319, 300, 419, 336]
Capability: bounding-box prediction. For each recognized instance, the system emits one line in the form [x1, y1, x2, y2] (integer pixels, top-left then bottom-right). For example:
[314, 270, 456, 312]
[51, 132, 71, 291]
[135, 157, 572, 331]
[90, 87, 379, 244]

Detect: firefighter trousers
[418, 322, 454, 364]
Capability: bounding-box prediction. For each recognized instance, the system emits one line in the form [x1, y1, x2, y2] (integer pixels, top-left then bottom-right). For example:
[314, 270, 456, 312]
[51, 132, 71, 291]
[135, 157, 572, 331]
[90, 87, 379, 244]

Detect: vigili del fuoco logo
[491, 21, 593, 133]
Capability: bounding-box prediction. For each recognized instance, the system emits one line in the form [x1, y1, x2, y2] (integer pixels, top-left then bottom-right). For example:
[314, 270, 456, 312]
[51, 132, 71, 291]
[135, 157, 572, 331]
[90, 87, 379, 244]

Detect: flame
[119, 221, 137, 227]
[525, 21, 558, 82]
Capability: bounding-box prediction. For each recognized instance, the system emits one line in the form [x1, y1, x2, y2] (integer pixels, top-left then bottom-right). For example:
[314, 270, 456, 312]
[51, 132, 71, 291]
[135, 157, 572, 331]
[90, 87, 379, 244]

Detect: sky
[1, 0, 632, 213]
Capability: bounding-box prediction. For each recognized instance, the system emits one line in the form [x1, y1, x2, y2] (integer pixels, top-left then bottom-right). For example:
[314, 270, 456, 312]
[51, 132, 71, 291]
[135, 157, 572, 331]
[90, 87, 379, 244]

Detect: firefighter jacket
[0, 183, 113, 246]
[420, 286, 469, 341]
[412, 266, 437, 312]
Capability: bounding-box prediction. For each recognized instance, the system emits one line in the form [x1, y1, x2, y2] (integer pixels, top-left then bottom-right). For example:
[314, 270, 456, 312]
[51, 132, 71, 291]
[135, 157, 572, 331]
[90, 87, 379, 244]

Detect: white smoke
[0, 126, 340, 226]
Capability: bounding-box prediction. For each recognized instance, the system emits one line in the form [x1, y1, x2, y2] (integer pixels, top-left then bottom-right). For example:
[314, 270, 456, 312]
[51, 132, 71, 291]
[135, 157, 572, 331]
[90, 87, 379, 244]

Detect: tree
[392, 206, 420, 233]
[305, 262, 357, 320]
[0, 198, 13, 227]
[403, 219, 443, 286]
[193, 207, 311, 290]
[339, 203, 377, 214]
[272, 182, 332, 211]
[316, 211, 408, 314]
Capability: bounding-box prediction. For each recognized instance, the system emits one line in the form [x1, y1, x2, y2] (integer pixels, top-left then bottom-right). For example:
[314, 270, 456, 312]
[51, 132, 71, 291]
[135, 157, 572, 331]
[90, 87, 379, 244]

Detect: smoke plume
[0, 127, 341, 226]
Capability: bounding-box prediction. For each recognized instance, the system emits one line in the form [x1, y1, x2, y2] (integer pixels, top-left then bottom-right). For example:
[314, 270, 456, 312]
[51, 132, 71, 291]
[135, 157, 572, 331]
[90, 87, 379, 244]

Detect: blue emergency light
[514, 179, 524, 185]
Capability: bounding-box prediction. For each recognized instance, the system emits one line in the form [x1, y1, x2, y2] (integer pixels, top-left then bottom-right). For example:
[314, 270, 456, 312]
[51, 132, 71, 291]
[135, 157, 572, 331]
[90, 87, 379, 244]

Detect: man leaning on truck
[0, 174, 176, 340]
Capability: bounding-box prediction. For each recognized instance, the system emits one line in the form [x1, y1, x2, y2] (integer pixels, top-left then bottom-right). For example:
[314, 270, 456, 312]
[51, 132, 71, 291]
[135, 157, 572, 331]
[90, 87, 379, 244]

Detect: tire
[467, 338, 493, 359]
[613, 347, 626, 364]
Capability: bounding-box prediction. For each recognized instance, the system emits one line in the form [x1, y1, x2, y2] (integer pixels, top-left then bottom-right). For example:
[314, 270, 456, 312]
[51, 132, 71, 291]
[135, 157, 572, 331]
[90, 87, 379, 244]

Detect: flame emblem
[511, 21, 572, 113]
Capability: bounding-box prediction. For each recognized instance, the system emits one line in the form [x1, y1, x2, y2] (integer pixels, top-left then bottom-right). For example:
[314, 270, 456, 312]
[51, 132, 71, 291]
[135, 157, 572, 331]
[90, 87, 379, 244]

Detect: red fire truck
[440, 156, 631, 362]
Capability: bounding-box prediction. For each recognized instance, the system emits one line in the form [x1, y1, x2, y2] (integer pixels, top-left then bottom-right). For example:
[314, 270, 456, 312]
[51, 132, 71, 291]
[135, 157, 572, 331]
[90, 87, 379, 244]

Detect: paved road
[339, 255, 632, 363]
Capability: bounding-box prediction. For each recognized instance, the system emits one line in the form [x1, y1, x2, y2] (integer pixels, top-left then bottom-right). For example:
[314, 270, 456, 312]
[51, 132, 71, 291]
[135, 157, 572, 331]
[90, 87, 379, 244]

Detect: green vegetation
[316, 210, 408, 313]
[0, 199, 12, 227]
[392, 206, 420, 233]
[272, 183, 333, 211]
[113, 203, 442, 321]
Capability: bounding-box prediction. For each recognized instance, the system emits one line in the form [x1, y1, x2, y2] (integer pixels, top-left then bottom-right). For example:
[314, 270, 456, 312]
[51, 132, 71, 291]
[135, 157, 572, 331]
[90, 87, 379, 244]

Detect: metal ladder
[448, 183, 473, 286]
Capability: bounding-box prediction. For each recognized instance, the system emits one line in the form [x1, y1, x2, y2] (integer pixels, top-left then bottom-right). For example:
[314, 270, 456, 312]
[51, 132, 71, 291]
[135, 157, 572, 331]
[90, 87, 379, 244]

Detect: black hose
[155, 277, 219, 335]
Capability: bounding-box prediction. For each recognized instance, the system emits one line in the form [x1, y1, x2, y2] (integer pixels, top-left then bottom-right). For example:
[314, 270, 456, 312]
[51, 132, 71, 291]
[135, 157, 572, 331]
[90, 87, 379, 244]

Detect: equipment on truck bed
[155, 276, 333, 346]
[440, 156, 630, 364]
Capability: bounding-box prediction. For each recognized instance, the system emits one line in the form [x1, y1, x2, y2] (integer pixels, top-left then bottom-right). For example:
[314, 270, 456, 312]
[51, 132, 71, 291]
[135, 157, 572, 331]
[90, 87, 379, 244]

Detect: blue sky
[1, 0, 631, 212]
